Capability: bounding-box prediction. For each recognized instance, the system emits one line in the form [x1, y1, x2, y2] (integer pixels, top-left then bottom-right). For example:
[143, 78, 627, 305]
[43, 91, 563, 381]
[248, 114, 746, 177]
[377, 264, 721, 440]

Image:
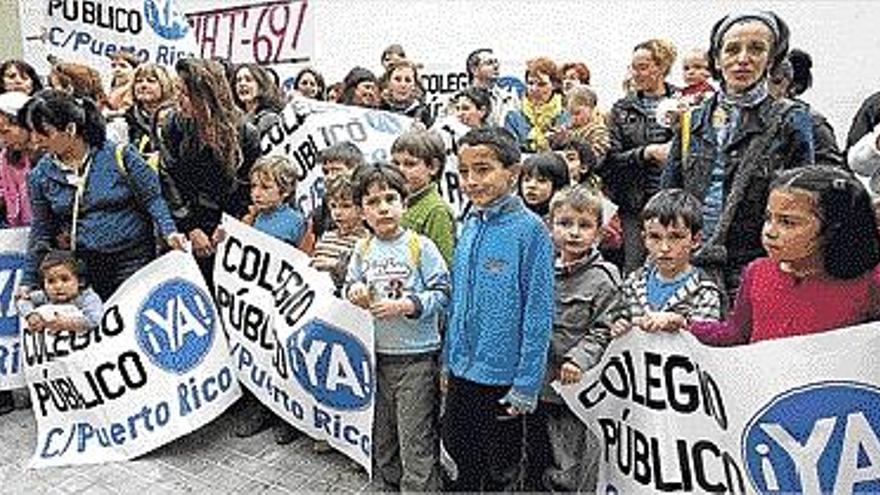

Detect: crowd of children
[2, 6, 880, 492]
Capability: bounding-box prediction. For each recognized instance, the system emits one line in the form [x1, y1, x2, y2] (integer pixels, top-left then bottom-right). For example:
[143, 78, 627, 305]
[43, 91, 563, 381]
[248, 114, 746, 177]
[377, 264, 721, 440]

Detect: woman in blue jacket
[21, 89, 185, 300]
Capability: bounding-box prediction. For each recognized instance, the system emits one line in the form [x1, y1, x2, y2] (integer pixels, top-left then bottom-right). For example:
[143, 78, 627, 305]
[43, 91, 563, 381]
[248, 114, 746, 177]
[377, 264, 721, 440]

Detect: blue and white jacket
[443, 193, 554, 410]
[24, 140, 177, 286]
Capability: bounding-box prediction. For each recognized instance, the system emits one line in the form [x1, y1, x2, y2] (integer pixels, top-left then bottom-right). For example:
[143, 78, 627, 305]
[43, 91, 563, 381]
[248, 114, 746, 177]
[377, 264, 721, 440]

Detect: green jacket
[401, 183, 456, 267]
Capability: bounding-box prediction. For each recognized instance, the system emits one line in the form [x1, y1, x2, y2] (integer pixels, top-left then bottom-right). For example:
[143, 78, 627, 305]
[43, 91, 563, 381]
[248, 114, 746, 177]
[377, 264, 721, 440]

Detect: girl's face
[44, 264, 79, 304]
[388, 66, 416, 103]
[520, 171, 554, 207]
[762, 188, 822, 271]
[110, 59, 134, 85]
[682, 53, 711, 87]
[526, 71, 554, 105]
[552, 204, 601, 264]
[719, 20, 773, 95]
[235, 68, 259, 108]
[0, 113, 29, 151]
[353, 81, 378, 107]
[133, 73, 163, 106]
[250, 171, 285, 212]
[631, 48, 664, 93]
[297, 72, 319, 98]
[3, 65, 33, 95]
[392, 151, 433, 194]
[558, 149, 582, 184]
[454, 96, 484, 128]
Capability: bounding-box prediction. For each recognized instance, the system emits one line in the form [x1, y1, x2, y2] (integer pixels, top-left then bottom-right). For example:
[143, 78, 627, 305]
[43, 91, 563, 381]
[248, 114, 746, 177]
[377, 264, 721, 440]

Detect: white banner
[213, 215, 375, 473]
[430, 115, 469, 220]
[19, 0, 198, 78]
[25, 251, 240, 468]
[261, 96, 413, 216]
[556, 325, 880, 494]
[0, 228, 28, 391]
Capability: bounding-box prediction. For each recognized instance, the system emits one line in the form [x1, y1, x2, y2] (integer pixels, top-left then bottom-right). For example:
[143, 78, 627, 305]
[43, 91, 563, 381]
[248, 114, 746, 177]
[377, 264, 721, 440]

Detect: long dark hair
[770, 165, 880, 280]
[232, 63, 285, 114]
[175, 58, 243, 179]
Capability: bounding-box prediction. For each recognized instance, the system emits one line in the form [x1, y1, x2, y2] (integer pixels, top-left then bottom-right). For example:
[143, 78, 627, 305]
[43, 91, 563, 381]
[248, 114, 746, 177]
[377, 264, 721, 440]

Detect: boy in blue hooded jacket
[441, 126, 554, 491]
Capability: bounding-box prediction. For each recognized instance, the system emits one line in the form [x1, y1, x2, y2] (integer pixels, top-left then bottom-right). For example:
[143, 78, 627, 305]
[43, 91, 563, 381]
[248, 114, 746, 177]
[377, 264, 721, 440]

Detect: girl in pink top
[0, 91, 33, 227]
[638, 166, 880, 344]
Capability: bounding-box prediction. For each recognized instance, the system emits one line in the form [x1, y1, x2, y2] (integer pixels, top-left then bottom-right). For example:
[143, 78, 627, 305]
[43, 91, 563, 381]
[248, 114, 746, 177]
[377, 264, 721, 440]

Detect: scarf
[523, 93, 563, 151]
[714, 81, 769, 148]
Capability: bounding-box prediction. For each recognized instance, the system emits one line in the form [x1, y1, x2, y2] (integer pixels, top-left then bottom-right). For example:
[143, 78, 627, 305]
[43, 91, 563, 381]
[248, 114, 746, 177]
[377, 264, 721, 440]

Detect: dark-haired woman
[159, 58, 261, 285]
[232, 63, 286, 136]
[662, 11, 815, 301]
[292, 67, 325, 100]
[0, 59, 42, 95]
[21, 89, 185, 300]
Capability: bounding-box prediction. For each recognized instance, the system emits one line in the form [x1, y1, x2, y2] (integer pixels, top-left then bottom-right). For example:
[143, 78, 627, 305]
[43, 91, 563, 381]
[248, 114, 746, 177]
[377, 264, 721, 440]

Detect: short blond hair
[251, 155, 299, 200]
[549, 185, 603, 223]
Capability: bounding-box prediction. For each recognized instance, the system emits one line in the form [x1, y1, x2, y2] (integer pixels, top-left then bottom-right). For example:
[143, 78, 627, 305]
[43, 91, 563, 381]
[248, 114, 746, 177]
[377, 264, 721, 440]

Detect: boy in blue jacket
[441, 126, 555, 491]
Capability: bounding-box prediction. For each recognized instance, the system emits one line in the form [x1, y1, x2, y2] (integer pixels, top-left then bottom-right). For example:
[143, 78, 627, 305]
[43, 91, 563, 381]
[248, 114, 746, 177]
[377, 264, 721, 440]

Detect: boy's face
[360, 182, 404, 239]
[44, 264, 79, 304]
[552, 204, 601, 264]
[327, 195, 360, 234]
[567, 102, 593, 128]
[643, 217, 700, 279]
[322, 160, 352, 182]
[250, 172, 284, 212]
[458, 144, 517, 207]
[392, 151, 433, 195]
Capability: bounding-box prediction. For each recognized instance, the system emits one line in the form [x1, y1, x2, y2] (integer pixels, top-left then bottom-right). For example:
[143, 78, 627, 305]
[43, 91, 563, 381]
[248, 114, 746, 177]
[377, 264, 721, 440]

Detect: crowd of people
[2, 7, 880, 492]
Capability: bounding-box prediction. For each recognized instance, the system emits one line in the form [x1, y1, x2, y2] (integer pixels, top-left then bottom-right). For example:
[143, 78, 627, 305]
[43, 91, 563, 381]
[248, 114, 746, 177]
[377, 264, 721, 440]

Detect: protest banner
[430, 115, 469, 219]
[555, 325, 880, 494]
[18, 0, 198, 77]
[0, 228, 28, 391]
[261, 96, 413, 216]
[25, 251, 240, 468]
[184, 0, 315, 92]
[213, 215, 375, 473]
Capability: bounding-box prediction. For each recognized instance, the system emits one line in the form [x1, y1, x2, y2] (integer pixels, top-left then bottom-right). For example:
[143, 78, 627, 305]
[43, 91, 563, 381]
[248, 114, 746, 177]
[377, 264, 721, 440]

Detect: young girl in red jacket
[638, 165, 880, 343]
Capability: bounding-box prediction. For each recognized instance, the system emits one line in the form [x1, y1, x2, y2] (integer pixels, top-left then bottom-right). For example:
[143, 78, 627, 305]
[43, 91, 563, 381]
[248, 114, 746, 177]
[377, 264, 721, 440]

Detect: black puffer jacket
[602, 85, 677, 214]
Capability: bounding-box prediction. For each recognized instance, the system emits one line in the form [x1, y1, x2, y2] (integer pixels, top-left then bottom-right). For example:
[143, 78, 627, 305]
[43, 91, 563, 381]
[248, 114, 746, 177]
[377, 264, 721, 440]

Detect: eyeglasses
[479, 58, 499, 66]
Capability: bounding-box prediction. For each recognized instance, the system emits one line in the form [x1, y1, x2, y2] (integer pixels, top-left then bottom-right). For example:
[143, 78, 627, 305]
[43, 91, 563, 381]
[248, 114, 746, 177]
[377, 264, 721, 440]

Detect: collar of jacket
[406, 182, 438, 207]
[467, 193, 522, 222]
[555, 248, 602, 275]
[692, 92, 776, 151]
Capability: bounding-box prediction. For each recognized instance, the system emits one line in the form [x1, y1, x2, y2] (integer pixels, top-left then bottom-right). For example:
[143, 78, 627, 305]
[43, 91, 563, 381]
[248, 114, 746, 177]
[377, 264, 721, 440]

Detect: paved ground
[0, 390, 374, 494]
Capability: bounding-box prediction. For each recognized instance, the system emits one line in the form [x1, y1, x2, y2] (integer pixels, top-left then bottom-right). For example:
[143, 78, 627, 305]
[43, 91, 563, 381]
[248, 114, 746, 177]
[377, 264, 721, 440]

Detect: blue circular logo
[0, 252, 25, 337]
[143, 0, 189, 40]
[136, 278, 215, 374]
[364, 111, 402, 135]
[288, 319, 373, 410]
[742, 381, 880, 494]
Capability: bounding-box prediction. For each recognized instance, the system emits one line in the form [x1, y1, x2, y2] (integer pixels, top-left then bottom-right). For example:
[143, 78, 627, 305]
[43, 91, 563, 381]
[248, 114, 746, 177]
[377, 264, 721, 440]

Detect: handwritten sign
[186, 0, 313, 65]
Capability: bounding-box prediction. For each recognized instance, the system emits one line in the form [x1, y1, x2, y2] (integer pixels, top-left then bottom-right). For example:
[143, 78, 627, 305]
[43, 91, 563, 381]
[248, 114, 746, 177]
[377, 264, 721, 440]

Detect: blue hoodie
[443, 193, 554, 409]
